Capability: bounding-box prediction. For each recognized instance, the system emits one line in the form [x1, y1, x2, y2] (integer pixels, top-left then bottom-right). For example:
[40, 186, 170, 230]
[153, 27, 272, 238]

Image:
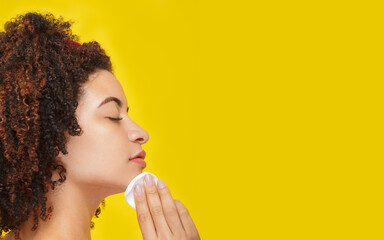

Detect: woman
[0, 12, 200, 240]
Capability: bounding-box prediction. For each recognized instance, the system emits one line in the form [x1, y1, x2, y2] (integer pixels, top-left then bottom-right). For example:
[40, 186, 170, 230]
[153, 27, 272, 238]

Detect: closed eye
[108, 117, 123, 121]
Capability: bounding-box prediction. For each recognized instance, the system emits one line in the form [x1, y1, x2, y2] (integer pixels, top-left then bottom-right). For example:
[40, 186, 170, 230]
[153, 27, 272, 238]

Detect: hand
[133, 174, 201, 240]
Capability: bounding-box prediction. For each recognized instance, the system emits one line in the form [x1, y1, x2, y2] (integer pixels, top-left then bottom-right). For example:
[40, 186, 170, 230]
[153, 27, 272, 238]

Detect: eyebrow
[98, 96, 129, 113]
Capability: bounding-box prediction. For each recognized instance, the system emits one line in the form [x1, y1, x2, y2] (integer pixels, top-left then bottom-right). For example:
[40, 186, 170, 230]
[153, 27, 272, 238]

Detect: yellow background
[1, 0, 383, 239]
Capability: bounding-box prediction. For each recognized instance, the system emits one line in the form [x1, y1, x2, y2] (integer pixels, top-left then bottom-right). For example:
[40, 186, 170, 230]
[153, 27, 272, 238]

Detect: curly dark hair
[0, 11, 113, 239]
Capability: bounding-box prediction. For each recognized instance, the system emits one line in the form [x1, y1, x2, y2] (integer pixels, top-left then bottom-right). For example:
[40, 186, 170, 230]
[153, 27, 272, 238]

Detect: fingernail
[134, 184, 143, 196]
[157, 179, 166, 189]
[144, 174, 153, 187]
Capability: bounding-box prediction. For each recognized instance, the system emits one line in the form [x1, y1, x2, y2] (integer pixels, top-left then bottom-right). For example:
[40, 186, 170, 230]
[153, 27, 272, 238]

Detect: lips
[129, 150, 147, 168]
[130, 150, 146, 160]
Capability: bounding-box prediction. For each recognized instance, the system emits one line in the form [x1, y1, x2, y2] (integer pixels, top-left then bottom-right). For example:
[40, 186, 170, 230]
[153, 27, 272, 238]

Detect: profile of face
[56, 69, 149, 198]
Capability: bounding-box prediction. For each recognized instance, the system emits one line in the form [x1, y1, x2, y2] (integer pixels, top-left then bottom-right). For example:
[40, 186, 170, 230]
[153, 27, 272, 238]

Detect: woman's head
[57, 68, 149, 195]
[0, 11, 149, 238]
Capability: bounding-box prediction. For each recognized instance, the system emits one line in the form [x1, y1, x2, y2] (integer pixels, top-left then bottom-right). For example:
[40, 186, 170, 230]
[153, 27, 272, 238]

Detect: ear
[54, 147, 67, 166]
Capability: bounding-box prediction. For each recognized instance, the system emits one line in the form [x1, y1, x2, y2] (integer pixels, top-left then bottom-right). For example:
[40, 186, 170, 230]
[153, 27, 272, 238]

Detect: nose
[128, 121, 149, 144]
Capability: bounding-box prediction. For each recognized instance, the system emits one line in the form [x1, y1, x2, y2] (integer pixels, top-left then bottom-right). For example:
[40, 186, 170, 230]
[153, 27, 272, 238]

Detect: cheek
[63, 124, 130, 182]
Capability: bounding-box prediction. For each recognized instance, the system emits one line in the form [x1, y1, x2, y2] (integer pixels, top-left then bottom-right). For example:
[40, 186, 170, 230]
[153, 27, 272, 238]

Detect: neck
[14, 177, 109, 240]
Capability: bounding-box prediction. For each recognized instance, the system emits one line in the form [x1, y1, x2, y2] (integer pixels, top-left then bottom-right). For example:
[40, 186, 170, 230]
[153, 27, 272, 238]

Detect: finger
[156, 179, 185, 235]
[174, 200, 200, 239]
[134, 183, 157, 239]
[143, 174, 172, 236]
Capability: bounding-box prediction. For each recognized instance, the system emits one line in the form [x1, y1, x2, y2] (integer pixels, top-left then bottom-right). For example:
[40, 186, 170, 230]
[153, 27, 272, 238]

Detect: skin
[134, 175, 201, 240]
[4, 69, 200, 240]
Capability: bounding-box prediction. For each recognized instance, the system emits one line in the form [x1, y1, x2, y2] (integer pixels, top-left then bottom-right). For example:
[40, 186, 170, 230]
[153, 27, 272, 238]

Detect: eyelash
[109, 117, 123, 121]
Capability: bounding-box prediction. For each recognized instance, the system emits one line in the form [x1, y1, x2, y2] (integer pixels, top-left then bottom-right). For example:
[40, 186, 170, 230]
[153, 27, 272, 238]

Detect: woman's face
[56, 69, 149, 196]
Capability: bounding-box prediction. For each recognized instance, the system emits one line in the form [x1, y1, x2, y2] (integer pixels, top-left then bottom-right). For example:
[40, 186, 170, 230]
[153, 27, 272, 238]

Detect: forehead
[81, 69, 127, 105]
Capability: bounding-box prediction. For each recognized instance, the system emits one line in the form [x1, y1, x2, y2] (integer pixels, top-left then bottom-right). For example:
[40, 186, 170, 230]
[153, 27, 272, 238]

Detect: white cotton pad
[124, 172, 159, 209]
